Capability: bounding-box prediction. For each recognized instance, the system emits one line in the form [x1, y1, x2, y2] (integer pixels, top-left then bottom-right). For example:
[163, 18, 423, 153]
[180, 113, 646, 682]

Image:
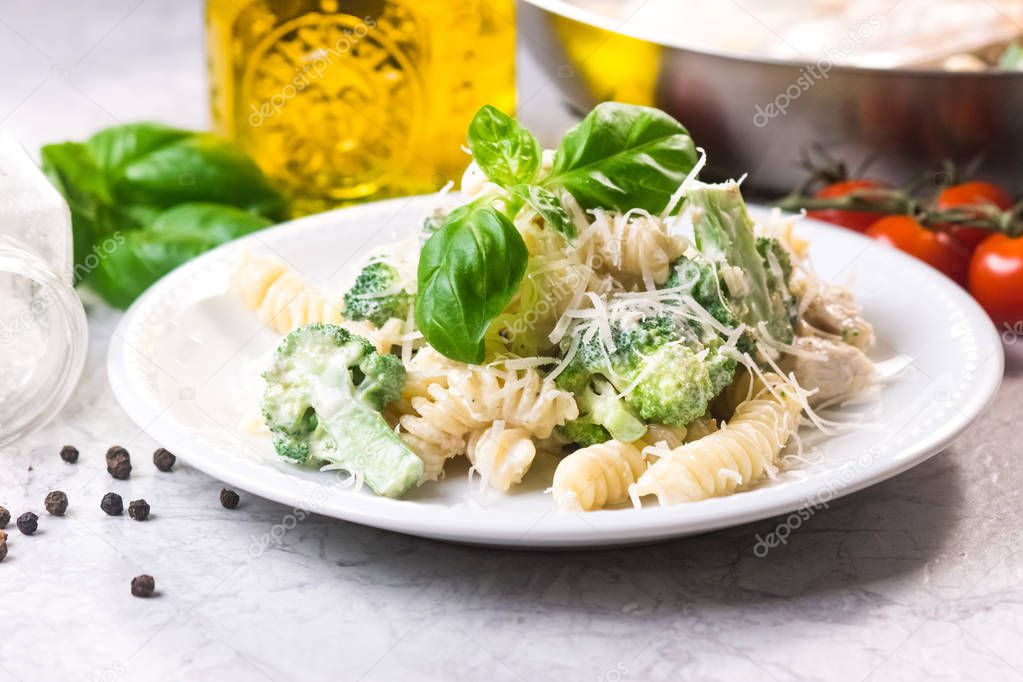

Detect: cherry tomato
[935, 181, 1013, 252]
[866, 215, 970, 286]
[808, 179, 890, 233]
[968, 234, 1023, 328]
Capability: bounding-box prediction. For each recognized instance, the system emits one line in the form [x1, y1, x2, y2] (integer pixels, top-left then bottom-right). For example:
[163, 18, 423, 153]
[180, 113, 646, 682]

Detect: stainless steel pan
[520, 0, 1023, 194]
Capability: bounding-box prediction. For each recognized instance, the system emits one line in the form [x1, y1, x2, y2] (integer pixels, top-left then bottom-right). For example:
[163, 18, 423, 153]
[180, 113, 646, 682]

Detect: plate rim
[106, 194, 1005, 548]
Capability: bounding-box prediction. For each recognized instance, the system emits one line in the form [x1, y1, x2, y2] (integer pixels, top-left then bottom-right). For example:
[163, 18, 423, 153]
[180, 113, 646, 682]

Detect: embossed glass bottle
[206, 0, 516, 215]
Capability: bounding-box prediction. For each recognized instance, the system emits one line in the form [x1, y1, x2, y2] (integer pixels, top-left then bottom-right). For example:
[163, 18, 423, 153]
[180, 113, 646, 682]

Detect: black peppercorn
[128, 499, 150, 521]
[17, 512, 38, 535]
[60, 445, 79, 463]
[44, 491, 68, 516]
[152, 448, 176, 472]
[219, 489, 240, 509]
[131, 574, 155, 598]
[100, 492, 124, 516]
[106, 446, 132, 480]
[0, 506, 9, 528]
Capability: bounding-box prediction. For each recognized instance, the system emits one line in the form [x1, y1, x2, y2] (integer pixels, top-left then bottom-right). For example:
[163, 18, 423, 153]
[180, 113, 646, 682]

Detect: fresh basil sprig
[468, 105, 541, 187]
[512, 184, 575, 239]
[415, 199, 528, 363]
[41, 122, 286, 307]
[547, 102, 698, 214]
[417, 102, 700, 363]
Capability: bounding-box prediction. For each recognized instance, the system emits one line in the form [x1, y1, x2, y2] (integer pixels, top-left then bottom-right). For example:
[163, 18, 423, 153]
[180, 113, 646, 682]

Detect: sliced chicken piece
[794, 279, 875, 350]
[781, 336, 876, 406]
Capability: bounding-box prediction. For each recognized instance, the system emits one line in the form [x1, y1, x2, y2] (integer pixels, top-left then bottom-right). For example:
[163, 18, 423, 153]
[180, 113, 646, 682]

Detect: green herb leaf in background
[546, 102, 698, 214]
[112, 134, 286, 217]
[91, 203, 272, 309]
[40, 121, 286, 307]
[415, 200, 528, 363]
[467, 105, 541, 188]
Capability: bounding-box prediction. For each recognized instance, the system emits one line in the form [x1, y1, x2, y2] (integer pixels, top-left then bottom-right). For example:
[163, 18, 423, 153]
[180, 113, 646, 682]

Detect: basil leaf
[92, 203, 272, 308]
[467, 105, 541, 188]
[415, 201, 528, 363]
[40, 142, 112, 283]
[546, 102, 698, 214]
[87, 122, 192, 175]
[114, 135, 287, 219]
[512, 184, 575, 239]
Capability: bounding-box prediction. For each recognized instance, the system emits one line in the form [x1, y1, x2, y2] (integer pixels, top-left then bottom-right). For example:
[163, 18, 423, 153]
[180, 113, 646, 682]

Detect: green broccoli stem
[582, 380, 647, 443]
[311, 391, 423, 498]
[775, 190, 1023, 238]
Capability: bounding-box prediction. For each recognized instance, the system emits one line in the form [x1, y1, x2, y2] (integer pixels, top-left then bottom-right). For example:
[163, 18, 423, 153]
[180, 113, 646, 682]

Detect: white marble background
[1, 2, 1022, 681]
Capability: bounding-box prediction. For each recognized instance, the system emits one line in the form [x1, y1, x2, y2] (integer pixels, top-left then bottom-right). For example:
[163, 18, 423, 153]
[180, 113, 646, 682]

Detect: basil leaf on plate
[91, 203, 272, 308]
[546, 102, 698, 214]
[467, 105, 541, 188]
[415, 200, 528, 363]
[512, 184, 575, 239]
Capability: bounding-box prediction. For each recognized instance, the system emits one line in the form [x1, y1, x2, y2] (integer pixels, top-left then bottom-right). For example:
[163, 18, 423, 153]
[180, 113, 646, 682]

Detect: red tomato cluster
[809, 180, 1021, 328]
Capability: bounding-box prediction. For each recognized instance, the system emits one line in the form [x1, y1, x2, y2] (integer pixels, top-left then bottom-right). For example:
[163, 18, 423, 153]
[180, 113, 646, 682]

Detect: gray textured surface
[2, 2, 1022, 681]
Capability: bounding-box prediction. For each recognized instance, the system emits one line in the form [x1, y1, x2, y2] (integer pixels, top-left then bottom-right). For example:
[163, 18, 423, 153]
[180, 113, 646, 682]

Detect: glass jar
[206, 0, 517, 216]
[0, 135, 88, 447]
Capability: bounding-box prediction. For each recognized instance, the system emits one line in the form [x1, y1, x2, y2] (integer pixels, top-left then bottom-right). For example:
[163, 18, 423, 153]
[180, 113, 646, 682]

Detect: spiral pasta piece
[340, 317, 406, 355]
[552, 440, 646, 511]
[631, 375, 802, 506]
[231, 252, 341, 333]
[392, 356, 578, 485]
[466, 423, 537, 492]
[640, 423, 689, 450]
[447, 366, 579, 439]
[397, 382, 479, 482]
[587, 210, 687, 289]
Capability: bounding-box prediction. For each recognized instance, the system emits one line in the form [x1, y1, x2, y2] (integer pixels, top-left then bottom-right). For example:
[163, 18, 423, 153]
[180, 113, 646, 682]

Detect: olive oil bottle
[207, 0, 516, 215]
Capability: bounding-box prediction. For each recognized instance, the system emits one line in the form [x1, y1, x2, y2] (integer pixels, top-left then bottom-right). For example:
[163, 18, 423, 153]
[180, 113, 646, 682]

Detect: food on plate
[232, 102, 883, 509]
[632, 373, 801, 506]
[261, 323, 423, 498]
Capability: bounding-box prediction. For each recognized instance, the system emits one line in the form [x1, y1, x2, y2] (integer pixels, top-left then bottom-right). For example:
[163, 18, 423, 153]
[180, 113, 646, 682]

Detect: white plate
[108, 195, 1003, 548]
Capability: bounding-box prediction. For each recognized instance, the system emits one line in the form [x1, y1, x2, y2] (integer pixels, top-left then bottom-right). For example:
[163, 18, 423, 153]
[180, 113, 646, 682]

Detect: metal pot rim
[522, 0, 1023, 79]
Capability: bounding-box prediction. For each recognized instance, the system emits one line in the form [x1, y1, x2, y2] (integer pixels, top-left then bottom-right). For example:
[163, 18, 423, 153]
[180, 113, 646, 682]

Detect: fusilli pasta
[586, 209, 688, 289]
[630, 375, 802, 506]
[466, 423, 537, 492]
[231, 252, 341, 333]
[393, 359, 578, 484]
[551, 440, 646, 511]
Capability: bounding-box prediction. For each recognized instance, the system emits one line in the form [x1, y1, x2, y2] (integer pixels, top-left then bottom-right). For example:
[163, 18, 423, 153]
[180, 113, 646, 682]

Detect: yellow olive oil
[207, 0, 516, 215]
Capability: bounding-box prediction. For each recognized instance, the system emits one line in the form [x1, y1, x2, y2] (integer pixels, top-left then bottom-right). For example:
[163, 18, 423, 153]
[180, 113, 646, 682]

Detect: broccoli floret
[688, 181, 794, 344]
[557, 315, 736, 432]
[558, 420, 610, 448]
[756, 236, 793, 283]
[609, 325, 740, 427]
[663, 256, 737, 331]
[556, 337, 647, 444]
[261, 323, 422, 498]
[342, 260, 412, 327]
